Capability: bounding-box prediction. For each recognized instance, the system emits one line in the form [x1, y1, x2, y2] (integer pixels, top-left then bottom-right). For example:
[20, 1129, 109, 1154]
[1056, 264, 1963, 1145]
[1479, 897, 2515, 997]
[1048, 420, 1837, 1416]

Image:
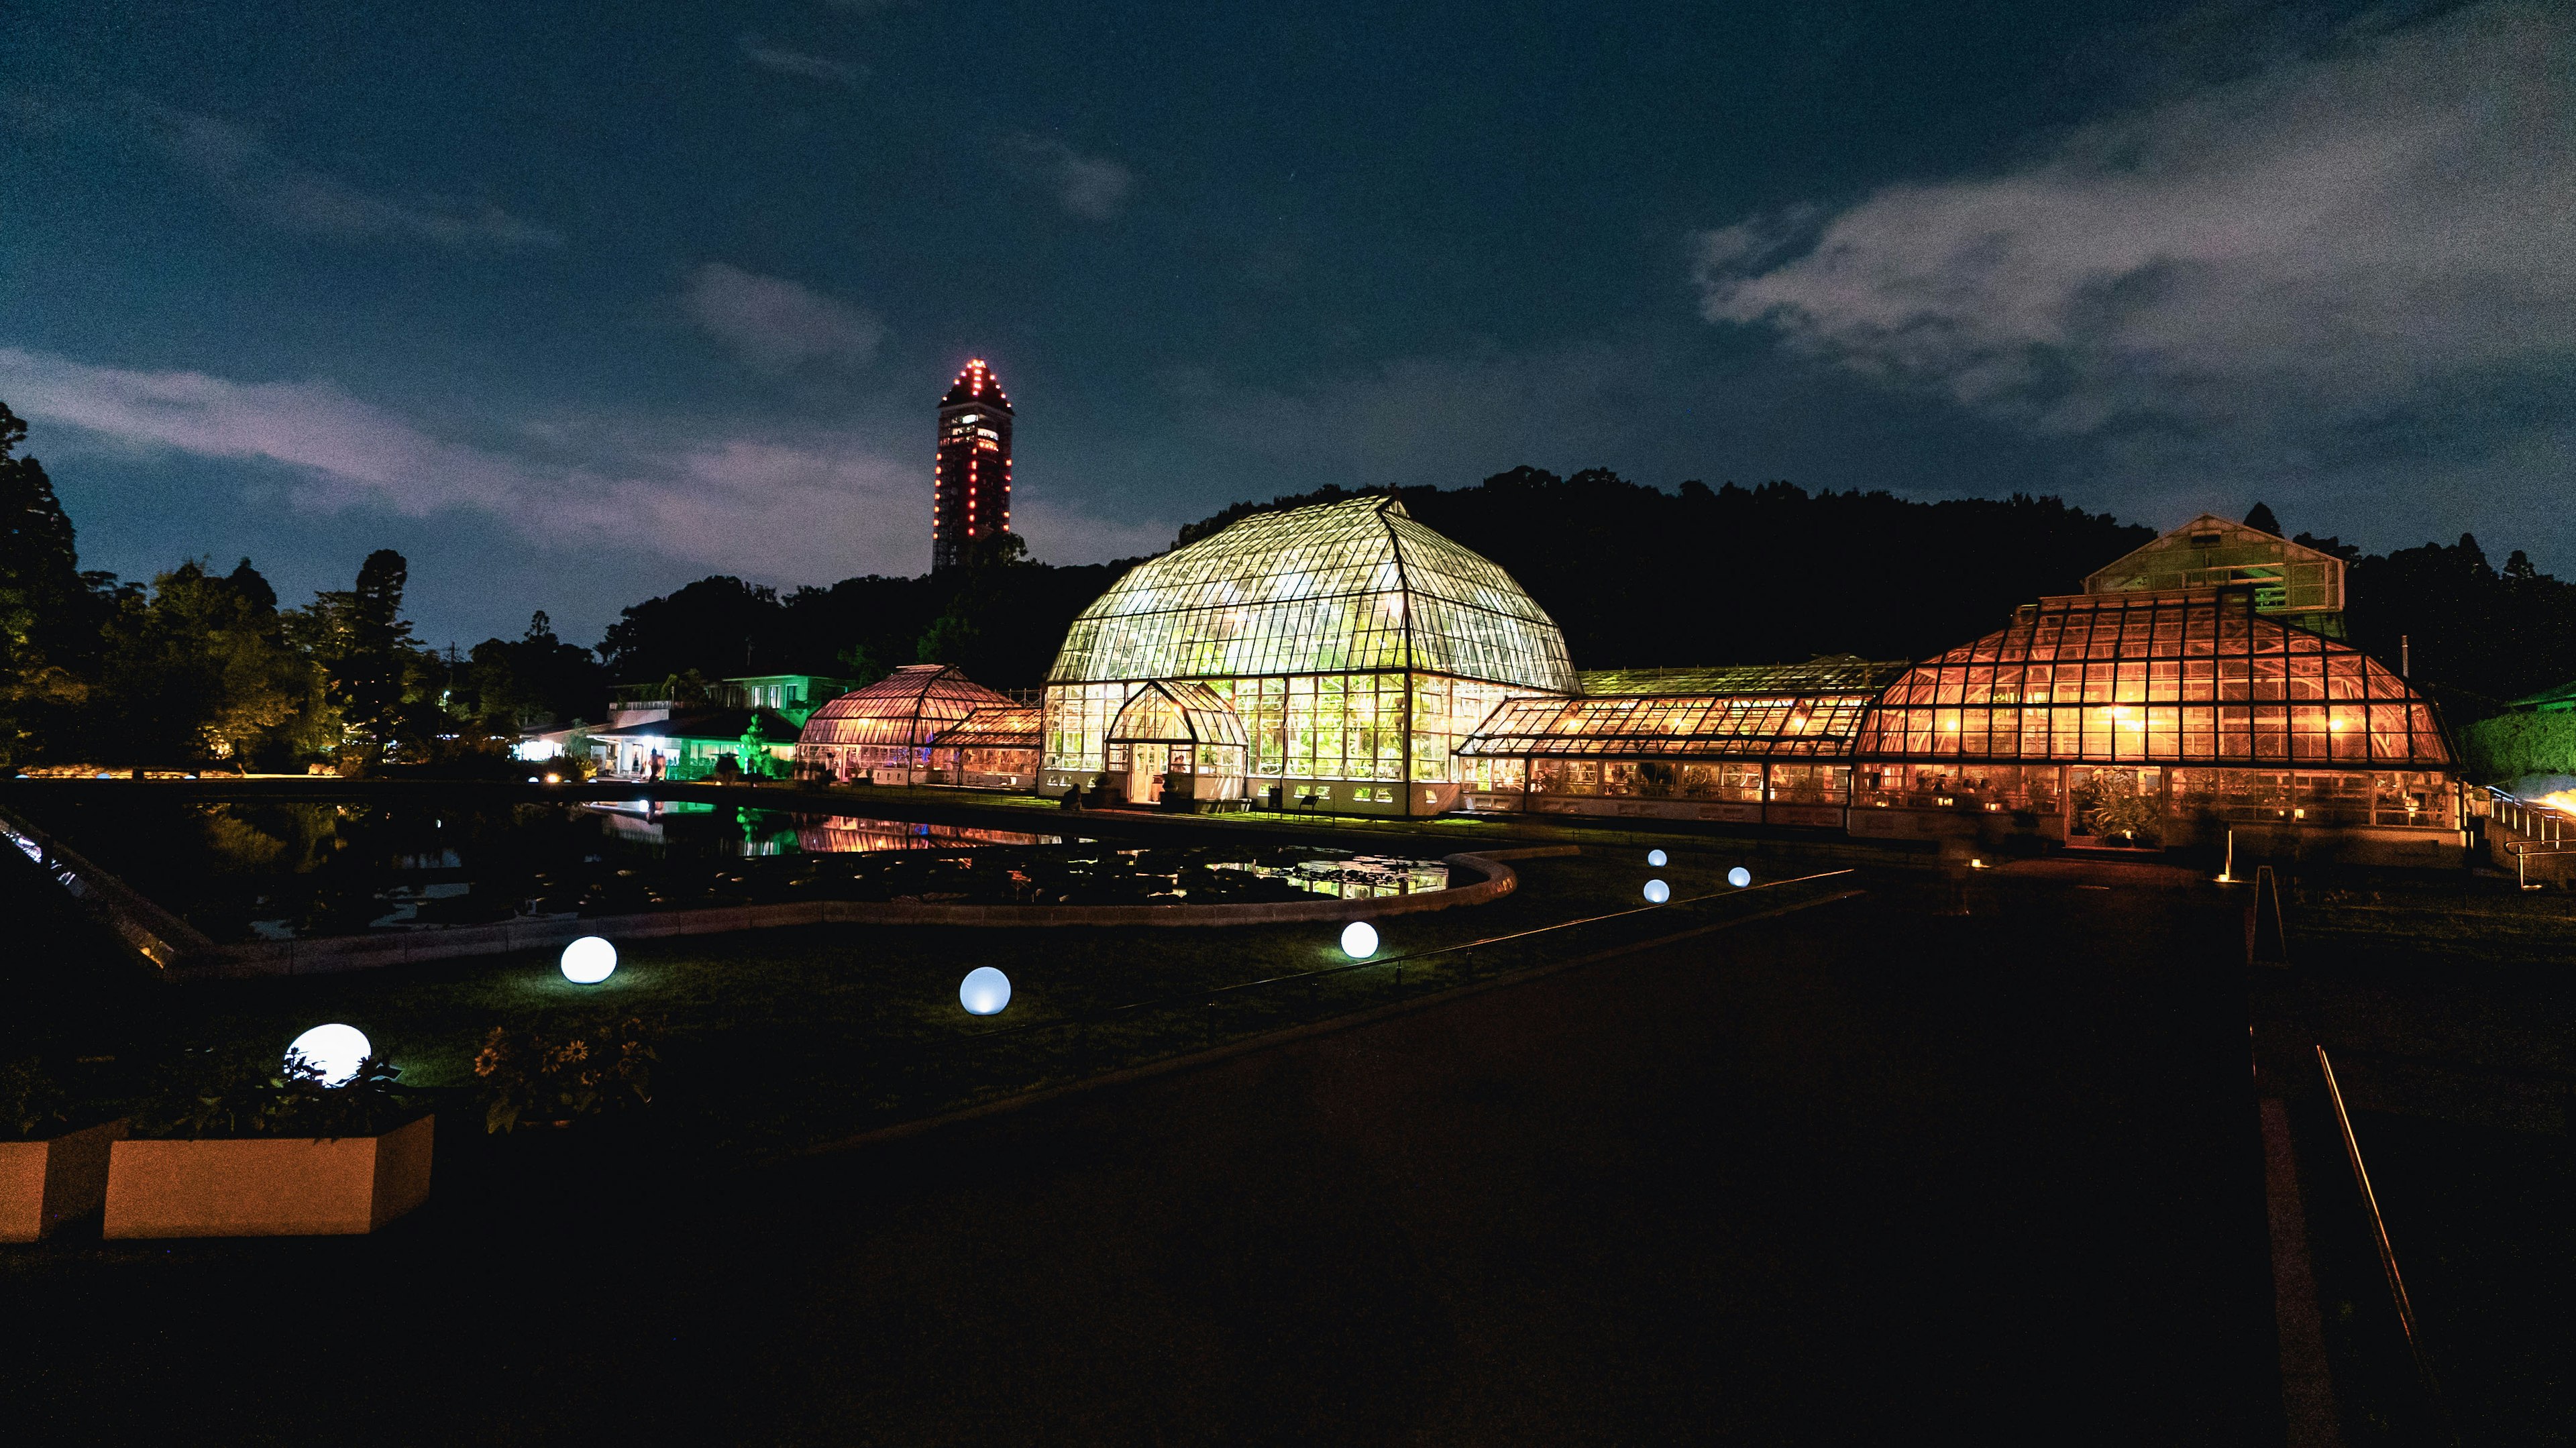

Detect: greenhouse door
[1130, 743, 1167, 803]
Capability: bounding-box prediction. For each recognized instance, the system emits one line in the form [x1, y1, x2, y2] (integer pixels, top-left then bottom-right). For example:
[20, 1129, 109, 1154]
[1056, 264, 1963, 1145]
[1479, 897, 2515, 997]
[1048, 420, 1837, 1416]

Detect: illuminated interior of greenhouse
[1456, 659, 1907, 826]
[1843, 586, 2456, 858]
[926, 702, 1042, 791]
[773, 504, 2458, 860]
[1037, 495, 1578, 816]
[794, 663, 1014, 785]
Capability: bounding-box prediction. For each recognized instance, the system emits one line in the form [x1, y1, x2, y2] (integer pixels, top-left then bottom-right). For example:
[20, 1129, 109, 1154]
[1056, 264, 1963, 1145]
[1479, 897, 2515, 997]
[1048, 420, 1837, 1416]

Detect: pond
[8, 795, 1448, 942]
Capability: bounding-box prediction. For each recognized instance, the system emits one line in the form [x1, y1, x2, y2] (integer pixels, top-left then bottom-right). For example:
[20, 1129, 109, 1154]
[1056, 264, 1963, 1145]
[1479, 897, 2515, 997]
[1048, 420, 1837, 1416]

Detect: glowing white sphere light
[286, 1023, 371, 1087]
[960, 966, 1012, 1016]
[1340, 921, 1379, 958]
[1647, 849, 1668, 867]
[559, 935, 617, 985]
[1729, 867, 1753, 888]
[1642, 879, 1671, 904]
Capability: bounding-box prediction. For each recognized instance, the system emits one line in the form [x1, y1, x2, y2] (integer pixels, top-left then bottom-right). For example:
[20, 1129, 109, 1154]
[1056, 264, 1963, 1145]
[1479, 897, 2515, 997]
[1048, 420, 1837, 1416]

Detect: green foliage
[460, 611, 609, 731]
[0, 1057, 72, 1139]
[132, 1048, 423, 1139]
[472, 1017, 659, 1133]
[2457, 710, 2576, 783]
[2074, 773, 2163, 844]
[89, 558, 319, 766]
[0, 400, 106, 766]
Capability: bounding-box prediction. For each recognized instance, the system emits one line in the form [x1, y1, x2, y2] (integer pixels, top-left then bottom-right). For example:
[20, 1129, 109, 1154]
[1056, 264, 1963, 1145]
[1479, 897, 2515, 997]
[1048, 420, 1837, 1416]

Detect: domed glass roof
[1047, 496, 1576, 691]
[797, 664, 1012, 750]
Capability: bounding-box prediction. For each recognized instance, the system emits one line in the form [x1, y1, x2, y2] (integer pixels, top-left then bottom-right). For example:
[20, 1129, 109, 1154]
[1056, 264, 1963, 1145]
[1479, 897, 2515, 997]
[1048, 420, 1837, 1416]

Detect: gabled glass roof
[1109, 680, 1250, 746]
[1047, 496, 1576, 691]
[928, 703, 1042, 750]
[1460, 691, 1876, 758]
[1578, 657, 1911, 698]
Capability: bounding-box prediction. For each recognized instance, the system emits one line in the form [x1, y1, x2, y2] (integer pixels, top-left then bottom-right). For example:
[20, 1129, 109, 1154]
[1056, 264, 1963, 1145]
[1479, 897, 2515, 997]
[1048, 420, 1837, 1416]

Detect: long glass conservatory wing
[1576, 658, 1912, 698]
[1048, 496, 1576, 691]
[1851, 590, 2450, 765]
[1460, 691, 1878, 758]
[928, 703, 1042, 750]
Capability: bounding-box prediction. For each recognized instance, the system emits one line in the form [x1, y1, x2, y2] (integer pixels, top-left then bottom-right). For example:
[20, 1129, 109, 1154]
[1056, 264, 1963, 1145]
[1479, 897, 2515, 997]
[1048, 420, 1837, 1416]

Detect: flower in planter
[472, 1017, 659, 1134]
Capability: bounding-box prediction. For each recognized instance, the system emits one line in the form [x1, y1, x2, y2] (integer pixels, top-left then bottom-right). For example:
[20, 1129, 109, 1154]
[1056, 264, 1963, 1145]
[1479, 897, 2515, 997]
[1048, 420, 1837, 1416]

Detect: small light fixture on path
[960, 966, 1012, 1016]
[1728, 867, 1752, 888]
[1647, 849, 1667, 867]
[287, 1023, 371, 1087]
[1642, 879, 1670, 904]
[561, 936, 617, 985]
[1340, 921, 1379, 958]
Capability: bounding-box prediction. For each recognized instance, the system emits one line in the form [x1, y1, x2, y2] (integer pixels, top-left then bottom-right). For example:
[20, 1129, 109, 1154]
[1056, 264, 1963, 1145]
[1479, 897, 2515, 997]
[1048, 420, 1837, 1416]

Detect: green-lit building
[590, 673, 854, 781]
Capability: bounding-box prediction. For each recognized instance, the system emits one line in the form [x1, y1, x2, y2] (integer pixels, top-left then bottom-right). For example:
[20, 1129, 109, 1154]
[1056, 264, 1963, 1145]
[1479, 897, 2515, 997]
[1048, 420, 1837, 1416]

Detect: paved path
[8, 875, 2272, 1445]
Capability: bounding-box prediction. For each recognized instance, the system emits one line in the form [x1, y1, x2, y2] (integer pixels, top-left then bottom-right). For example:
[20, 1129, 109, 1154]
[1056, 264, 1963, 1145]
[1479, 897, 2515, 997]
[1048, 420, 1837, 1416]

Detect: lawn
[74, 850, 1845, 1154]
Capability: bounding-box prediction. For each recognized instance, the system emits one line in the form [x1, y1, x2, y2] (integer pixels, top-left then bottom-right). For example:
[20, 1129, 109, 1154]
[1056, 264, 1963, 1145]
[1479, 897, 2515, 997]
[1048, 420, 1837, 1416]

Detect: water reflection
[578, 799, 1057, 854]
[14, 795, 1441, 942]
[1207, 855, 1449, 900]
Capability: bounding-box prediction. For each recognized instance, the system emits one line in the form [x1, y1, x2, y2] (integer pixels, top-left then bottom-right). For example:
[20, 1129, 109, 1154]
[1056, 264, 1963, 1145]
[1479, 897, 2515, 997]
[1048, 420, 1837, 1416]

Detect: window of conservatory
[1852, 590, 2448, 768]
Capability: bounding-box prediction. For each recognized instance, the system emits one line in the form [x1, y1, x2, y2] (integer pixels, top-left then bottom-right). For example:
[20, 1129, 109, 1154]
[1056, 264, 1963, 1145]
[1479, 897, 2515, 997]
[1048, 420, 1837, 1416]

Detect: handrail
[2314, 1044, 2459, 1445]
[2485, 784, 2570, 843]
[956, 867, 1860, 1050]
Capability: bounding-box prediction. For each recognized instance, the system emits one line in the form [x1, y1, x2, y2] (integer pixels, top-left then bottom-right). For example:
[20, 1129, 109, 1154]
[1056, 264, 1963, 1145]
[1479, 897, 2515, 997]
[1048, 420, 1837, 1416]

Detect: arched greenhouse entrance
[1106, 681, 1248, 807]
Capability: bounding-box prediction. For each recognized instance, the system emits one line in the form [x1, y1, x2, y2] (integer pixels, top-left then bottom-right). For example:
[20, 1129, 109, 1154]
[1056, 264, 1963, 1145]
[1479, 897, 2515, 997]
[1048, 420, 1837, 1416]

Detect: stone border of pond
[3, 795, 1566, 979]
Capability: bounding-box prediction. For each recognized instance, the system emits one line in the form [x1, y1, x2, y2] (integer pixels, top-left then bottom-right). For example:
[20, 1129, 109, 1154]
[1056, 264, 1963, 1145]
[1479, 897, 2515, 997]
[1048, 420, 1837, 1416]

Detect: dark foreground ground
[6, 871, 2277, 1446]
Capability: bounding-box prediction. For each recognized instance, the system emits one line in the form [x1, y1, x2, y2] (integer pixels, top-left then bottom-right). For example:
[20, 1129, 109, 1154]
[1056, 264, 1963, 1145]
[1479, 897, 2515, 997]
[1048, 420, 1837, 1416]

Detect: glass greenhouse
[2084, 512, 2348, 636]
[794, 664, 1014, 785]
[1846, 588, 2457, 856]
[1457, 657, 1909, 825]
[926, 703, 1042, 791]
[1041, 495, 1576, 814]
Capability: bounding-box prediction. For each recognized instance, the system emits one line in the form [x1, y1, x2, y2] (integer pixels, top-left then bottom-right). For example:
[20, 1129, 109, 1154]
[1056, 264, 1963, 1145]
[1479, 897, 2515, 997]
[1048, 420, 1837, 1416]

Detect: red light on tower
[933, 359, 1013, 570]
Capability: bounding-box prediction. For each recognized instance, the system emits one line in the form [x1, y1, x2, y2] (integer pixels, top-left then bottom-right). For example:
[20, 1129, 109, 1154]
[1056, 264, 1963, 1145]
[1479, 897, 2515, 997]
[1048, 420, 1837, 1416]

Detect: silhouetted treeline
[594, 535, 1132, 693]
[1183, 469, 2158, 667]
[11, 376, 2576, 771]
[2304, 530, 2576, 721]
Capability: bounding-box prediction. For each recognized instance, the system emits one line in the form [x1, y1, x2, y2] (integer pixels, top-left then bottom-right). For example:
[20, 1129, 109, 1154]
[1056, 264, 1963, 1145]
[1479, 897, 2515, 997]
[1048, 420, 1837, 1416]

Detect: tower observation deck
[933, 359, 1012, 571]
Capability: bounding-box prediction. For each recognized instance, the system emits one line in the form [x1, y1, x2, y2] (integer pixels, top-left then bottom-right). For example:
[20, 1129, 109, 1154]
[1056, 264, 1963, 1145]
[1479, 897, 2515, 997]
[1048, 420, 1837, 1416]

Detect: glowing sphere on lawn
[287, 1023, 370, 1087]
[1340, 921, 1379, 958]
[1642, 879, 1670, 904]
[960, 966, 1012, 1016]
[1647, 849, 1667, 867]
[1729, 867, 1753, 888]
[560, 935, 617, 985]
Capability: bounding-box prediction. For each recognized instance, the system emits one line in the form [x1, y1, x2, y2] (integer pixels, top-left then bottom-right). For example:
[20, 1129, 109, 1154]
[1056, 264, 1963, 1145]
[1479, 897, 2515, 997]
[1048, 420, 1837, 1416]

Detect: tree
[0, 400, 104, 765]
[91, 559, 315, 765]
[463, 611, 609, 731]
[289, 549, 434, 763]
[2243, 502, 2283, 536]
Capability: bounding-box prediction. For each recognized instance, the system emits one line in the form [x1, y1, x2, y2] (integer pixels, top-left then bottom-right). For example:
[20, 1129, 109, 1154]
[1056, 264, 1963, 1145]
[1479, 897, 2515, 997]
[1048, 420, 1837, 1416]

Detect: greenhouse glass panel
[1850, 591, 2449, 769]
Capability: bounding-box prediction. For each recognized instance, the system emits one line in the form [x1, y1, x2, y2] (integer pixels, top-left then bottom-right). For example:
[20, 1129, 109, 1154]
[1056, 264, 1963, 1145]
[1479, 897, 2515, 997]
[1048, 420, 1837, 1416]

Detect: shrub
[131, 1048, 422, 1139]
[472, 1017, 659, 1134]
[1, 1058, 71, 1140]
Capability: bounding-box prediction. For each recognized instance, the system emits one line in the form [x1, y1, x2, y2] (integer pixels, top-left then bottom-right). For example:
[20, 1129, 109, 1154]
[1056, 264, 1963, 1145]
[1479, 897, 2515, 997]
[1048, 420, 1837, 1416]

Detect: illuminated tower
[933, 359, 1012, 570]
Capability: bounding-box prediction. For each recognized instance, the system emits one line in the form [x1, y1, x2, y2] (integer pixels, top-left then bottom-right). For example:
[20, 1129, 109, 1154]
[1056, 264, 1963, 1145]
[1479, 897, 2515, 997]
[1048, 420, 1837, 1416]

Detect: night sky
[3, 1, 2567, 650]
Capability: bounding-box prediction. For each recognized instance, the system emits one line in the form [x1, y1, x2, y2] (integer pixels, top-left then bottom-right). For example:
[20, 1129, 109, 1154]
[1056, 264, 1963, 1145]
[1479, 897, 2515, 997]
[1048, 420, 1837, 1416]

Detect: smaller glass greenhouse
[926, 703, 1043, 791]
[795, 665, 1014, 785]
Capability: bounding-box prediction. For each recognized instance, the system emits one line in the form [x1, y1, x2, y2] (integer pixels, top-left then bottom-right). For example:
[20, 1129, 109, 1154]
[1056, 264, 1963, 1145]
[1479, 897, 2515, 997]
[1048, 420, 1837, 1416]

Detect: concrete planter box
[0, 1119, 127, 1241]
[103, 1114, 435, 1238]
